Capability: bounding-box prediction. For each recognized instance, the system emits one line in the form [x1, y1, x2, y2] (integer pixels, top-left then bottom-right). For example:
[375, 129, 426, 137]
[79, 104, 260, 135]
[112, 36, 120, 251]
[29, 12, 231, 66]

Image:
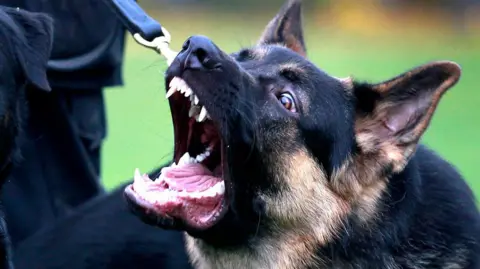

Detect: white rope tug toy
[133, 27, 178, 66]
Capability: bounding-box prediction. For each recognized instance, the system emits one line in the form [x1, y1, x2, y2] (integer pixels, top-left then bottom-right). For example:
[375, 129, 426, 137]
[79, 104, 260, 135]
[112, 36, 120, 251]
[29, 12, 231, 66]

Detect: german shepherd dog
[0, 6, 53, 269]
[125, 0, 480, 268]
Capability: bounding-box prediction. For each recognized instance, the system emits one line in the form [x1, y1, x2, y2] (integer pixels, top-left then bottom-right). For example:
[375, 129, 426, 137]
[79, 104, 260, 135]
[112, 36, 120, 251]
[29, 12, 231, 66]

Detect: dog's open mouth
[125, 76, 228, 231]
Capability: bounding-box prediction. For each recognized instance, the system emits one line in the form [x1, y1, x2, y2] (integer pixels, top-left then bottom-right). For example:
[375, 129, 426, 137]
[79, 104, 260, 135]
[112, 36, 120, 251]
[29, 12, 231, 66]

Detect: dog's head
[0, 6, 53, 185]
[125, 0, 460, 260]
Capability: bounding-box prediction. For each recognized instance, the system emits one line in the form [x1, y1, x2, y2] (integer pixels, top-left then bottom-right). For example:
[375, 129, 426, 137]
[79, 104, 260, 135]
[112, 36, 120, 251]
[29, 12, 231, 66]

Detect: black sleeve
[0, 0, 128, 90]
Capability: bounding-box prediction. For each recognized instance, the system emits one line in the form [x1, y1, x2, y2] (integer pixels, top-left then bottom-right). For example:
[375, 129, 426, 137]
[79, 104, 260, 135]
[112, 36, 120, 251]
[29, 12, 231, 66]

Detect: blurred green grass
[101, 9, 480, 199]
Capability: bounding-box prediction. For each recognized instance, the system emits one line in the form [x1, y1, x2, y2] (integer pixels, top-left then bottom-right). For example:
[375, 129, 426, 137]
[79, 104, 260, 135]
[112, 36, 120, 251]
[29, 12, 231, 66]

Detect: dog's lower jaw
[184, 232, 325, 269]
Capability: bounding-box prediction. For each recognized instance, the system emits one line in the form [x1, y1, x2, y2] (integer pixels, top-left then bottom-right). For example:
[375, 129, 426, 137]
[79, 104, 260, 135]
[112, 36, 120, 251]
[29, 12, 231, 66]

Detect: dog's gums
[126, 77, 228, 230]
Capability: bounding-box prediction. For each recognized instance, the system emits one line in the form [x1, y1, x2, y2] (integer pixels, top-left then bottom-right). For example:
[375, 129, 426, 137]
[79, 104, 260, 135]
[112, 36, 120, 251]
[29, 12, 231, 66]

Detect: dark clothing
[2, 89, 107, 246]
[0, 0, 126, 89]
[0, 0, 127, 245]
[13, 177, 193, 269]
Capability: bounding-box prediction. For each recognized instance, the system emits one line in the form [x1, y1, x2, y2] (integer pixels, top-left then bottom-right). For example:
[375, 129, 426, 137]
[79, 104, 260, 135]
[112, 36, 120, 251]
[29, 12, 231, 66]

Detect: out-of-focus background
[101, 0, 480, 197]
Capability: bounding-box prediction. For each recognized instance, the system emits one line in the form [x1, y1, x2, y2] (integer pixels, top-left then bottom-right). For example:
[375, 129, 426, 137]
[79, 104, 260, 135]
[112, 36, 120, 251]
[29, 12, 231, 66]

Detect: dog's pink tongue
[163, 163, 221, 192]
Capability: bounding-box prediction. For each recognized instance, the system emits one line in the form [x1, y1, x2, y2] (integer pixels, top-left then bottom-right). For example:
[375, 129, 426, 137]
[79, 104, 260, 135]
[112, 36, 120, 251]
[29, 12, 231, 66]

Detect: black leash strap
[103, 0, 178, 65]
[102, 0, 163, 42]
[47, 0, 177, 71]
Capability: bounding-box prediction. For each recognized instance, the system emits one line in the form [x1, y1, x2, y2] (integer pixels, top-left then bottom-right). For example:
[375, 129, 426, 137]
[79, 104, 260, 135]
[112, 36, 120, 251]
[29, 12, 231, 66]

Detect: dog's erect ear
[6, 8, 54, 91]
[353, 61, 461, 171]
[257, 0, 306, 57]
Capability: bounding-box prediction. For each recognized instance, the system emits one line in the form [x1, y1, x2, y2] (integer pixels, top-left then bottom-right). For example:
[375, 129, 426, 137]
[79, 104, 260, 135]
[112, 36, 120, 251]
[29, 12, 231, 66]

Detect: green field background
[100, 6, 480, 200]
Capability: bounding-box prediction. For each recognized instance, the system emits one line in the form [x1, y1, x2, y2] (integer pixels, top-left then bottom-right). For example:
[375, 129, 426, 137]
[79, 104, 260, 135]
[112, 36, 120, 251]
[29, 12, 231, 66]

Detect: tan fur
[185, 148, 343, 269]
[185, 132, 390, 268]
[186, 231, 328, 269]
[180, 2, 464, 268]
[355, 96, 432, 172]
[262, 149, 350, 243]
[330, 153, 389, 223]
[185, 144, 396, 268]
[355, 61, 461, 173]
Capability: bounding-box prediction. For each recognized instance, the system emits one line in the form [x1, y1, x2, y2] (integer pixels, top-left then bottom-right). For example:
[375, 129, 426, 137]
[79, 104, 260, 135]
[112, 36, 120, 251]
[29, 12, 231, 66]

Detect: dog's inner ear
[257, 0, 306, 57]
[353, 61, 461, 171]
[7, 8, 54, 91]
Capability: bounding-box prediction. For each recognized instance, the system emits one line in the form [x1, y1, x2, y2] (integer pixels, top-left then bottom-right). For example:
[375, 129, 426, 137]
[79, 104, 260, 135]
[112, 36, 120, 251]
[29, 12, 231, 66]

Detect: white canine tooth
[169, 77, 179, 88]
[134, 168, 142, 182]
[194, 95, 200, 105]
[189, 106, 201, 117]
[190, 95, 195, 102]
[166, 87, 177, 99]
[178, 152, 190, 165]
[197, 106, 208, 122]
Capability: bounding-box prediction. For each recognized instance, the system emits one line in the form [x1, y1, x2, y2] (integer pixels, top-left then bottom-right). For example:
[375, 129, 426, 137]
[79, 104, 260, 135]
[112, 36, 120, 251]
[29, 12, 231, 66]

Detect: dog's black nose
[181, 35, 221, 70]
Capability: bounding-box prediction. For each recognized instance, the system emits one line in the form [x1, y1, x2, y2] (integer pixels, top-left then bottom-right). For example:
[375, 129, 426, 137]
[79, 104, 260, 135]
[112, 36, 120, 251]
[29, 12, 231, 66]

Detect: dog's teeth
[134, 168, 142, 182]
[193, 147, 211, 163]
[217, 181, 225, 195]
[197, 106, 208, 122]
[190, 157, 197, 163]
[194, 95, 200, 105]
[169, 77, 179, 88]
[195, 153, 205, 163]
[166, 87, 177, 99]
[184, 87, 192, 97]
[176, 77, 185, 86]
[175, 79, 184, 91]
[189, 105, 201, 118]
[190, 95, 195, 102]
[178, 152, 191, 165]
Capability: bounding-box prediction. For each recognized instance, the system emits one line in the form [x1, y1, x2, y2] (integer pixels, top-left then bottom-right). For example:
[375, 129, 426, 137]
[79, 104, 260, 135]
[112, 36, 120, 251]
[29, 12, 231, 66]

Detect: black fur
[317, 145, 480, 268]
[124, 1, 480, 268]
[13, 166, 193, 269]
[0, 5, 53, 269]
[10, 1, 480, 268]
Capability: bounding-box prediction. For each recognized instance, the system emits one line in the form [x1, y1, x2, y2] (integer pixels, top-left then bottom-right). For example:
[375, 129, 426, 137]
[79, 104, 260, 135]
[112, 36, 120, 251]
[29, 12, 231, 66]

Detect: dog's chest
[185, 234, 331, 269]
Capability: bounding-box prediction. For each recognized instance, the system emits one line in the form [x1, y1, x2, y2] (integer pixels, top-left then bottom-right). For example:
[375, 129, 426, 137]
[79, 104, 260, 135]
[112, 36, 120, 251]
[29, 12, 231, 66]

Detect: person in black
[0, 0, 127, 246]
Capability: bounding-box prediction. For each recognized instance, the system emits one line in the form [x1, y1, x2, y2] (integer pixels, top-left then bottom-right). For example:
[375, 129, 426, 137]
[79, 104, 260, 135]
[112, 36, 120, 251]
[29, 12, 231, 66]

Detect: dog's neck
[184, 231, 327, 269]
[182, 159, 425, 269]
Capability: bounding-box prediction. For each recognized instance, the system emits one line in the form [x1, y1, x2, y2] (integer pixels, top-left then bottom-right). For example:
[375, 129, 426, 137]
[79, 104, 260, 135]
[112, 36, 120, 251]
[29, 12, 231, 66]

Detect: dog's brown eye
[278, 93, 296, 112]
